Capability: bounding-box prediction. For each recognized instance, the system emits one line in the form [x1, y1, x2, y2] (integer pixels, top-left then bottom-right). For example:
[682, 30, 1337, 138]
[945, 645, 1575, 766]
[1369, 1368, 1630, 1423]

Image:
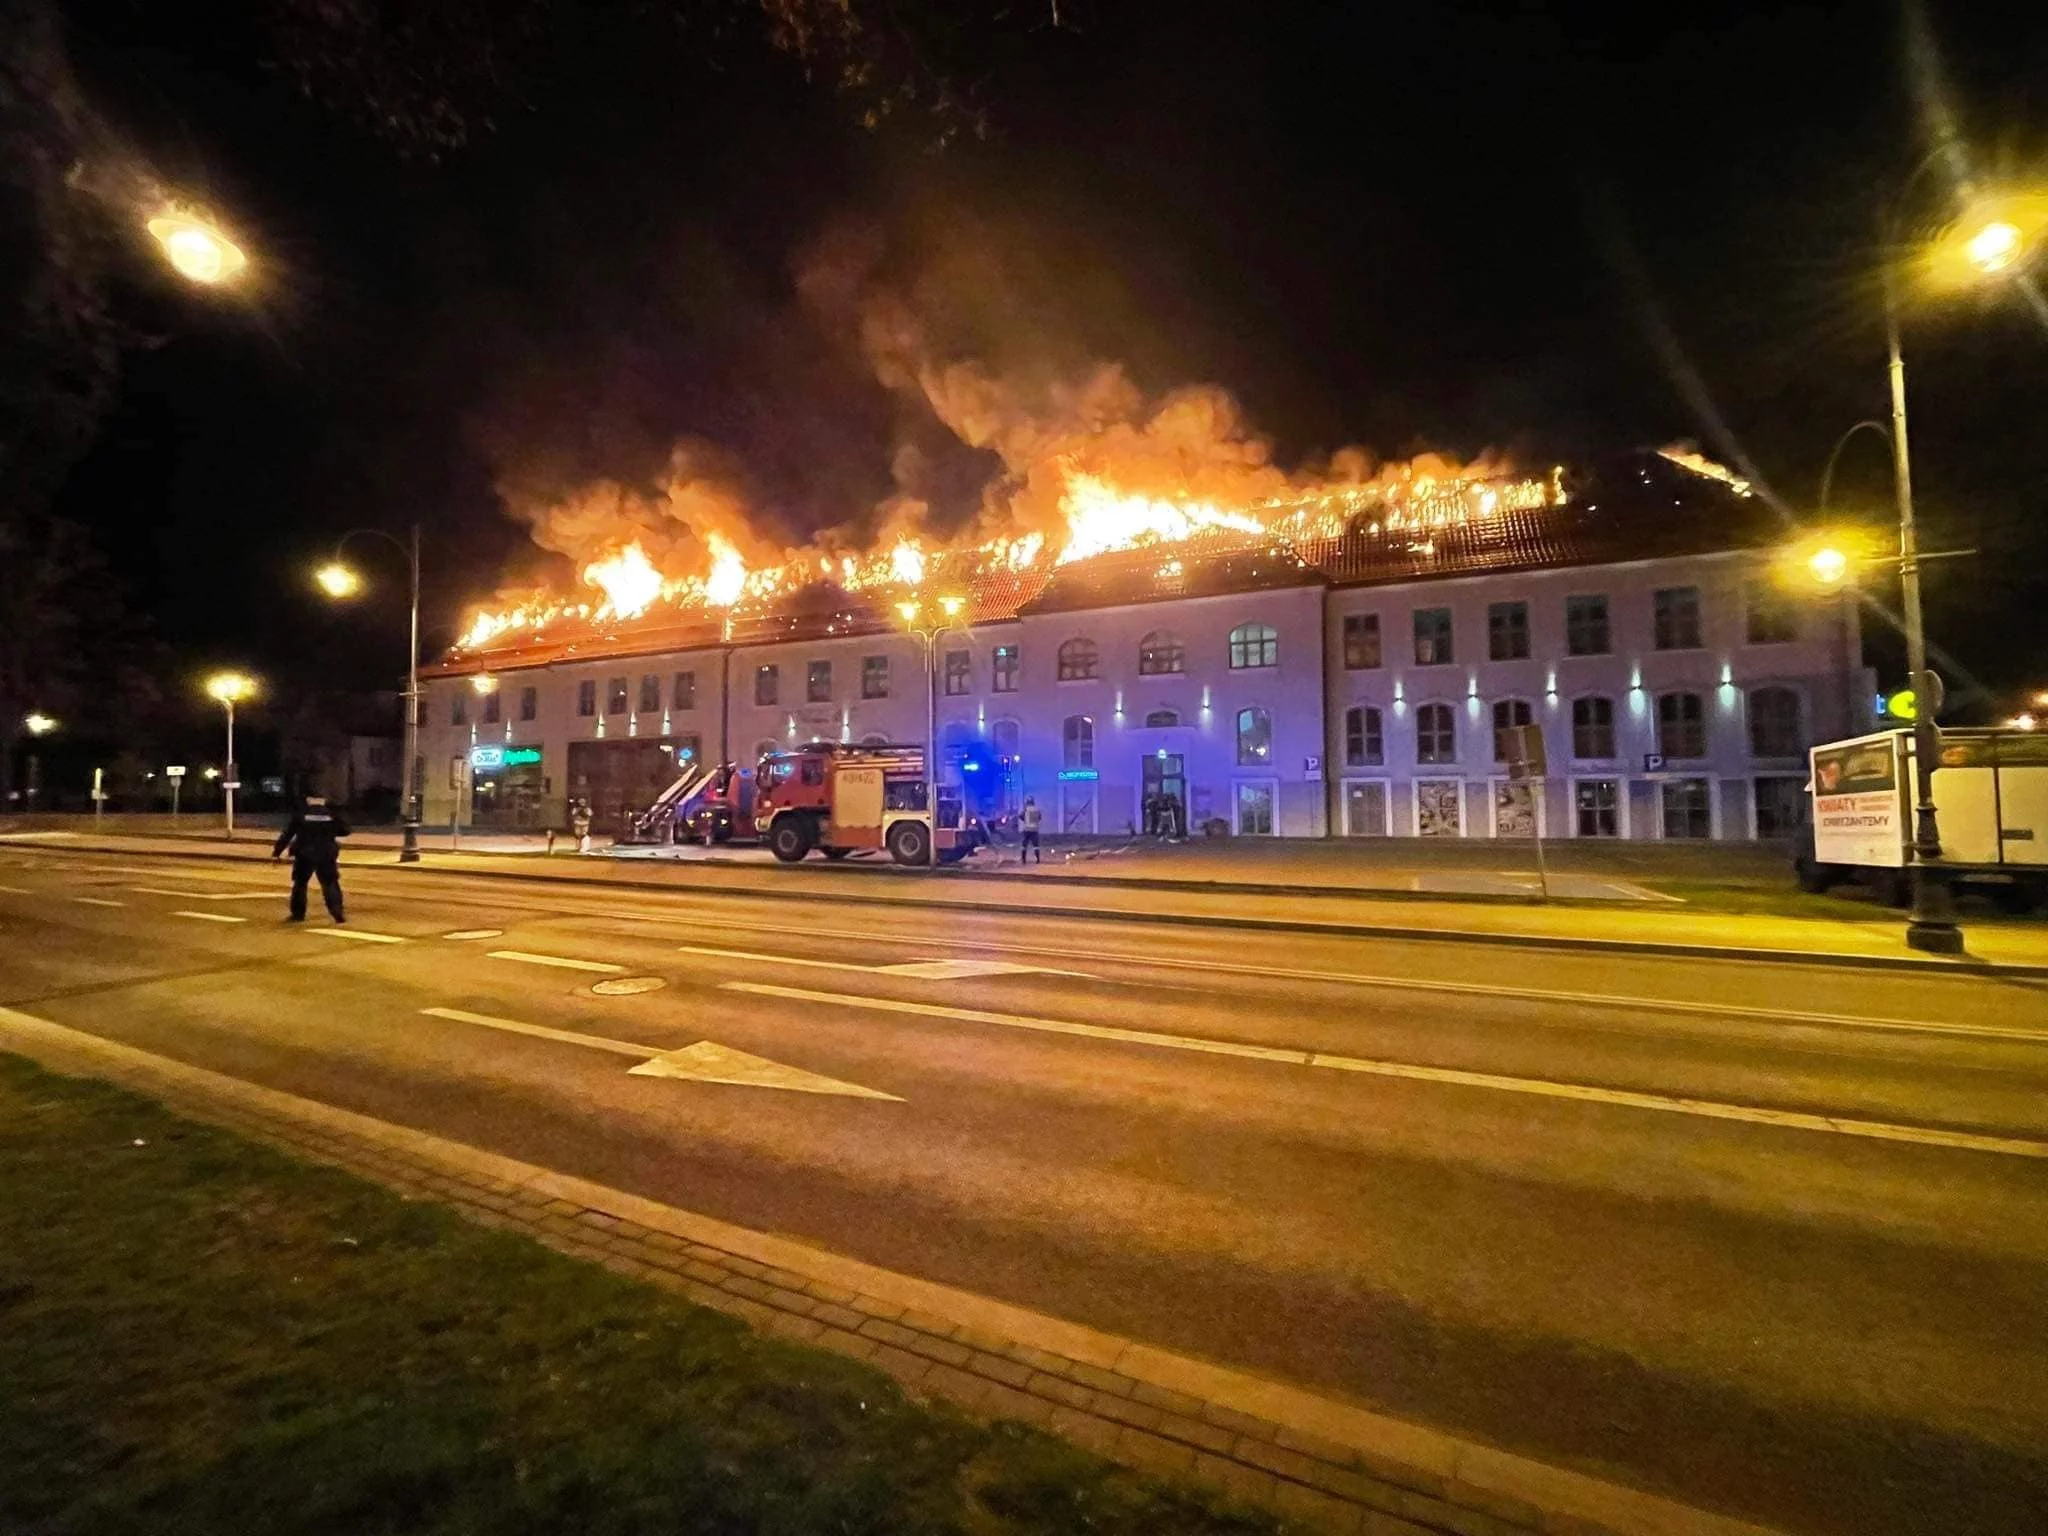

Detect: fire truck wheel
[770, 817, 816, 862]
[887, 820, 931, 866]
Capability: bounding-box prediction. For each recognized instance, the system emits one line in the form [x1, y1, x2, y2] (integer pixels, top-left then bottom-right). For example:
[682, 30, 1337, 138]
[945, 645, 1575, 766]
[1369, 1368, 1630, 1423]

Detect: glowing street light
[897, 595, 971, 867]
[1965, 219, 2023, 274]
[316, 528, 423, 861]
[145, 210, 248, 286]
[315, 562, 362, 599]
[204, 672, 255, 838]
[23, 712, 58, 736]
[1806, 545, 1850, 587]
[2007, 713, 2039, 732]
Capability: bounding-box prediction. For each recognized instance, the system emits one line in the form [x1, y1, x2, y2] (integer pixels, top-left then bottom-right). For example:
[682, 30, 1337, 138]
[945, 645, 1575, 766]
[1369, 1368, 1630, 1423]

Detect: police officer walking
[272, 792, 350, 923]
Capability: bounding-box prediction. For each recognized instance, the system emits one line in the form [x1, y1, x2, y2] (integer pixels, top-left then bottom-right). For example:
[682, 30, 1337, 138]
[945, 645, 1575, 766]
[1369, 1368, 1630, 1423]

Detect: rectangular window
[1342, 613, 1381, 670]
[1571, 697, 1615, 758]
[807, 659, 833, 703]
[992, 645, 1019, 693]
[1344, 707, 1383, 767]
[1415, 703, 1456, 764]
[1566, 594, 1610, 656]
[576, 680, 597, 718]
[943, 648, 971, 696]
[861, 655, 890, 700]
[451, 691, 467, 726]
[1413, 607, 1453, 665]
[1654, 586, 1702, 650]
[1575, 779, 1621, 837]
[1661, 778, 1713, 839]
[1754, 776, 1804, 838]
[672, 671, 696, 711]
[1657, 692, 1706, 758]
[638, 674, 661, 714]
[1234, 781, 1276, 836]
[1745, 578, 1799, 644]
[1416, 779, 1462, 837]
[1487, 601, 1530, 661]
[519, 686, 537, 722]
[754, 665, 778, 707]
[480, 690, 501, 725]
[606, 677, 628, 715]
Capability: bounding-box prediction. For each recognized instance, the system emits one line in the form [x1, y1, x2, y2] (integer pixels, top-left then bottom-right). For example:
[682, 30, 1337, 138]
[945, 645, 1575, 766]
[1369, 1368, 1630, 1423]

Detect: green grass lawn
[0, 1055, 1278, 1536]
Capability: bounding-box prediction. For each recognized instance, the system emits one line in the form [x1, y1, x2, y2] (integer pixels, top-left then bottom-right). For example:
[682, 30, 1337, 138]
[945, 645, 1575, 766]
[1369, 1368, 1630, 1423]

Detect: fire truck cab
[753, 742, 976, 866]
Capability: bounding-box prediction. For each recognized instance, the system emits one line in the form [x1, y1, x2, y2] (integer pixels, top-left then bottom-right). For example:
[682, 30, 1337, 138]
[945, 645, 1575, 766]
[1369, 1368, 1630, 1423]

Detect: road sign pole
[1532, 780, 1550, 901]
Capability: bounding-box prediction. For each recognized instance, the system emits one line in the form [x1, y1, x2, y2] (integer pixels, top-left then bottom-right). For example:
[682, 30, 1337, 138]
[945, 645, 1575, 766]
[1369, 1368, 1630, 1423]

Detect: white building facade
[418, 543, 1865, 843]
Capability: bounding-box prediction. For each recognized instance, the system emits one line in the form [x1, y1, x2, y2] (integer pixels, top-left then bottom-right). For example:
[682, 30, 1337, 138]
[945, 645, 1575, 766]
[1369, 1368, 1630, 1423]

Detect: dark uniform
[273, 796, 350, 922]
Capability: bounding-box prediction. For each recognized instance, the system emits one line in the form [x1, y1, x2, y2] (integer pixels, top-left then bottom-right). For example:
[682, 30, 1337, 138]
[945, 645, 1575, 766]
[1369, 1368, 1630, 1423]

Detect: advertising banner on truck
[1811, 737, 1905, 867]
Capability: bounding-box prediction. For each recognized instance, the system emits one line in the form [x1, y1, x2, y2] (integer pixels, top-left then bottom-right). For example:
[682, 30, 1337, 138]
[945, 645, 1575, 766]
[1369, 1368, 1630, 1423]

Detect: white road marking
[71, 896, 124, 908]
[443, 928, 504, 940]
[486, 949, 624, 973]
[676, 942, 1076, 982]
[723, 981, 2048, 1161]
[676, 941, 872, 974]
[628, 1041, 900, 1099]
[0, 884, 32, 894]
[418, 1007, 897, 1099]
[173, 911, 247, 924]
[307, 928, 406, 944]
[130, 885, 280, 902]
[738, 922, 2036, 1044]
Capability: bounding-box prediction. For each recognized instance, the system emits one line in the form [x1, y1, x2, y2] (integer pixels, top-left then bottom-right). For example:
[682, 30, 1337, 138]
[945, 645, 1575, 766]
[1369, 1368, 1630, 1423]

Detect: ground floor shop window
[1342, 780, 1388, 836]
[1574, 778, 1620, 837]
[1234, 780, 1276, 836]
[1416, 778, 1462, 837]
[1753, 775, 1804, 839]
[1059, 781, 1097, 833]
[1493, 781, 1536, 837]
[1661, 777, 1712, 839]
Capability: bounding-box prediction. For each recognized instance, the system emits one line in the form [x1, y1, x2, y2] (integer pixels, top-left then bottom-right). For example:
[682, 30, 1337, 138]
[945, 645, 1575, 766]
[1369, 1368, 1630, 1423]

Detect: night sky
[46, 0, 2048, 737]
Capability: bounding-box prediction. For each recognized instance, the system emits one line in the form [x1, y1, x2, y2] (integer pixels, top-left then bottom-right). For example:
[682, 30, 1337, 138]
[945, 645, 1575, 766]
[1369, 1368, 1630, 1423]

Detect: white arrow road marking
[487, 949, 624, 973]
[418, 1007, 898, 1100]
[721, 982, 2048, 1161]
[628, 1042, 901, 1099]
[307, 928, 406, 944]
[173, 911, 247, 924]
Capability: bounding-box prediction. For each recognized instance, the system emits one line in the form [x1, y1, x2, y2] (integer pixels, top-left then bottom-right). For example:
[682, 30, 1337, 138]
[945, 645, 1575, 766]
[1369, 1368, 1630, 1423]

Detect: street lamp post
[318, 525, 423, 863]
[896, 596, 967, 867]
[204, 674, 255, 838]
[22, 713, 57, 812]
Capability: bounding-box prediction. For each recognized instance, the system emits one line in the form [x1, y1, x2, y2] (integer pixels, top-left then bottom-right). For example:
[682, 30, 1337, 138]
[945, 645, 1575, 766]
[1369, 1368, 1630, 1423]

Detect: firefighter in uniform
[272, 793, 350, 923]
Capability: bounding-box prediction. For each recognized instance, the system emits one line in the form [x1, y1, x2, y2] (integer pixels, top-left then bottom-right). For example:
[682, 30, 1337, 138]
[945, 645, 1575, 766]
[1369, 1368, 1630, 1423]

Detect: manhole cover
[590, 975, 667, 996]
[443, 928, 504, 940]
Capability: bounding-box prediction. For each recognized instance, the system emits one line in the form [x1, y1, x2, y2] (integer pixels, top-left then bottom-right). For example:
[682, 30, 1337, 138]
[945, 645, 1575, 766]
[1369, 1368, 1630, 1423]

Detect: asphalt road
[3, 844, 2046, 1536]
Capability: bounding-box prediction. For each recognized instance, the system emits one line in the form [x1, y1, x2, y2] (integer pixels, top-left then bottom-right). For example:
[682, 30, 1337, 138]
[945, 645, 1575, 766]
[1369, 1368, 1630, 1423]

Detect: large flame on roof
[1056, 473, 1267, 564]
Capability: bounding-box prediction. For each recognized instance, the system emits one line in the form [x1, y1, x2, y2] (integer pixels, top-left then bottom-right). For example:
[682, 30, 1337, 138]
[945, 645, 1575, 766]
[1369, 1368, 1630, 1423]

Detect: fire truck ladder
[620, 762, 714, 845]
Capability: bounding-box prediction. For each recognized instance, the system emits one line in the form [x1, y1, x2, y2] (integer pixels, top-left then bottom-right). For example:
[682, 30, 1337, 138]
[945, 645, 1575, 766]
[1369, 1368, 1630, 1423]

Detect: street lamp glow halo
[205, 671, 256, 704]
[24, 712, 59, 736]
[472, 673, 500, 695]
[1918, 191, 2048, 291]
[145, 210, 248, 286]
[316, 562, 362, 598]
[1807, 546, 1851, 587]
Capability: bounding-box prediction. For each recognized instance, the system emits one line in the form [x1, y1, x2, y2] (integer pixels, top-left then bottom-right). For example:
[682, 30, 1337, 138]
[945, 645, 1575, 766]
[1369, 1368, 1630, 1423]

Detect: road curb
[0, 1006, 1785, 1536]
[20, 837, 2048, 979]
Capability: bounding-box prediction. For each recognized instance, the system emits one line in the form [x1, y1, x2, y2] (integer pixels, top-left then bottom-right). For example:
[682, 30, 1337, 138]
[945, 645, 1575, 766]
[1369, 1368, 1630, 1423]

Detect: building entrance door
[1142, 752, 1186, 836]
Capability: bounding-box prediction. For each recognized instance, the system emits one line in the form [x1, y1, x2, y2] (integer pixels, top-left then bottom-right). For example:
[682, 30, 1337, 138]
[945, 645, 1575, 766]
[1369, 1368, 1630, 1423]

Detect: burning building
[418, 450, 1869, 842]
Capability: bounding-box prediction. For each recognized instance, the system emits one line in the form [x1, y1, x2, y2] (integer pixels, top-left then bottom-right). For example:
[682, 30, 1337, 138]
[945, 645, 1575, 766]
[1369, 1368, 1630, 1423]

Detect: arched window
[1657, 692, 1706, 759]
[1345, 706, 1383, 767]
[1748, 686, 1803, 758]
[1143, 708, 1181, 728]
[992, 719, 1021, 760]
[1415, 703, 1456, 765]
[1572, 696, 1616, 759]
[1235, 707, 1272, 765]
[1228, 622, 1278, 669]
[1062, 715, 1094, 770]
[1138, 630, 1185, 675]
[1057, 638, 1100, 681]
[1491, 699, 1534, 761]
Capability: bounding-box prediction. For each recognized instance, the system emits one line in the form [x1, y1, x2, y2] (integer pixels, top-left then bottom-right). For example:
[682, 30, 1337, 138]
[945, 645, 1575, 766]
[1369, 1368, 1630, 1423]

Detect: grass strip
[0, 1054, 1277, 1536]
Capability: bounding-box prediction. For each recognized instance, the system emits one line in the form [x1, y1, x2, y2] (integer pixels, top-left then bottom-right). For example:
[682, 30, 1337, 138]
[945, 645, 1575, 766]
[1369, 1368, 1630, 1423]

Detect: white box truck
[1796, 727, 2048, 910]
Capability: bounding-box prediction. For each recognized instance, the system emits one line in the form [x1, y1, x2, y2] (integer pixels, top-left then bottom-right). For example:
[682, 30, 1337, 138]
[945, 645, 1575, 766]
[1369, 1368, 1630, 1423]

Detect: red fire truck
[753, 742, 978, 865]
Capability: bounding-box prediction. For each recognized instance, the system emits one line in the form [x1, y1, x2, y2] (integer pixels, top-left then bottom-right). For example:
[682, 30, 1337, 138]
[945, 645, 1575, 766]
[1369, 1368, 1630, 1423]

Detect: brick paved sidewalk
[0, 1006, 1779, 1536]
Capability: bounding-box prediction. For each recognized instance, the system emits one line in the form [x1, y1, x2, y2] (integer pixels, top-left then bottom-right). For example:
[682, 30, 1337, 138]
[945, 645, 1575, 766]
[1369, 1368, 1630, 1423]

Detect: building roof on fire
[425, 452, 1784, 677]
